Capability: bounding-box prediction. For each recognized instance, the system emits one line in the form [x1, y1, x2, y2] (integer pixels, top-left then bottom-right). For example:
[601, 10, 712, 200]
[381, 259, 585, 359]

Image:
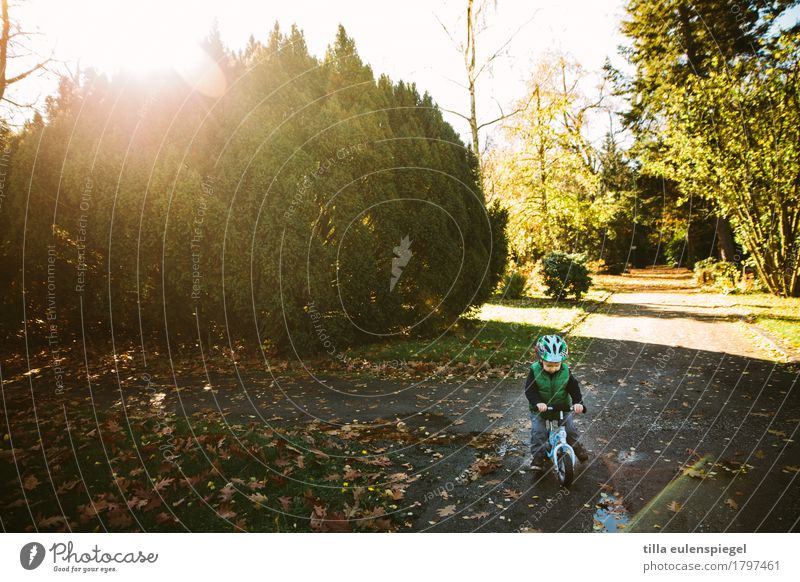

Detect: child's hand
[536, 403, 547, 412]
[573, 404, 585, 414]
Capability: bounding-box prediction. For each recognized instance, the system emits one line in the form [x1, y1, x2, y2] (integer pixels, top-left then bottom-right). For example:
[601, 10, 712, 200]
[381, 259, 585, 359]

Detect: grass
[0, 402, 414, 532]
[340, 291, 606, 369]
[728, 293, 800, 350]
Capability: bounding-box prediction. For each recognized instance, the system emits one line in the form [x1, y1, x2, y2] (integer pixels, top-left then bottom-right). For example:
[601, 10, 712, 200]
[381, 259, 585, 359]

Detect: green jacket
[526, 361, 573, 420]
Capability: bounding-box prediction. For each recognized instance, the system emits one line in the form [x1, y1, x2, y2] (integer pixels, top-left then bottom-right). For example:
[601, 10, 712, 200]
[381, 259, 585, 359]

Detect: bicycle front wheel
[556, 449, 574, 488]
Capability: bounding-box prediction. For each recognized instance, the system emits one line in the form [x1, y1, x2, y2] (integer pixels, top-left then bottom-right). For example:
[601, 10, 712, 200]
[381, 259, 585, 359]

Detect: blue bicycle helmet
[535, 335, 568, 362]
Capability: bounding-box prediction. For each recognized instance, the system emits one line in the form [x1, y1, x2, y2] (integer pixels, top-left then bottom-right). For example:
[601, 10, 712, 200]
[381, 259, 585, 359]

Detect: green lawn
[730, 293, 800, 351]
[340, 291, 606, 369]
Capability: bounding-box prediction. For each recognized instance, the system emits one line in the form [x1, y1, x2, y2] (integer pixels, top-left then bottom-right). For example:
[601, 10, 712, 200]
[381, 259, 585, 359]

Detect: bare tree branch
[1, 0, 54, 109]
[5, 58, 48, 85]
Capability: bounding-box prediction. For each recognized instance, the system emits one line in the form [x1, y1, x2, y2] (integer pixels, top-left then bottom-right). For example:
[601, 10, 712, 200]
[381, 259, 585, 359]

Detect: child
[524, 334, 589, 469]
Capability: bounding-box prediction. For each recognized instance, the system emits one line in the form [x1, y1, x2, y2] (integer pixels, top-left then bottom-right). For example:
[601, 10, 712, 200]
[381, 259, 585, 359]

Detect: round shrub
[541, 251, 592, 300]
[500, 270, 527, 299]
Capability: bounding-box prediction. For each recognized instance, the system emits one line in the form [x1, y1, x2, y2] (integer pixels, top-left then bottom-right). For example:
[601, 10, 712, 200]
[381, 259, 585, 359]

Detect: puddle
[497, 440, 519, 458]
[617, 449, 642, 464]
[592, 492, 631, 532]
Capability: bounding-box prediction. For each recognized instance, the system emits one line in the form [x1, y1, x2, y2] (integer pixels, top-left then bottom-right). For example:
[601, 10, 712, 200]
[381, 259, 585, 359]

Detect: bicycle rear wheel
[556, 449, 574, 488]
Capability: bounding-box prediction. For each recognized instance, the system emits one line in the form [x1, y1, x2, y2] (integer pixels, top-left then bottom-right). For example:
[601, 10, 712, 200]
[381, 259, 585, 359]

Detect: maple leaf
[142, 496, 163, 512]
[309, 504, 328, 531]
[386, 472, 408, 483]
[322, 511, 351, 532]
[248, 493, 268, 505]
[23, 475, 40, 491]
[436, 504, 457, 517]
[155, 512, 175, 525]
[310, 448, 330, 460]
[217, 483, 236, 502]
[462, 511, 490, 520]
[105, 419, 123, 433]
[361, 456, 392, 467]
[108, 511, 133, 529]
[682, 466, 707, 479]
[37, 515, 67, 528]
[154, 477, 174, 492]
[56, 479, 80, 494]
[126, 497, 148, 510]
[217, 503, 237, 520]
[343, 468, 362, 480]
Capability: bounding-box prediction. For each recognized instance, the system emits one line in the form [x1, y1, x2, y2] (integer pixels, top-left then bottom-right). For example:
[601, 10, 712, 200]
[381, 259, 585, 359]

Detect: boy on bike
[524, 334, 589, 470]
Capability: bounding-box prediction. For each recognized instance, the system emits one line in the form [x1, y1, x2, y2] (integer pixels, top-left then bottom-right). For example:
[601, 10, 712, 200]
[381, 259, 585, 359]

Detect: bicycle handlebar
[546, 404, 579, 412]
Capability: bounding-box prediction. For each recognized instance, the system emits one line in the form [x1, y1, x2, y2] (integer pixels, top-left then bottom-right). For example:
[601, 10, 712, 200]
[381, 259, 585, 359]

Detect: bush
[586, 258, 625, 275]
[693, 257, 740, 292]
[540, 251, 592, 300]
[499, 270, 527, 299]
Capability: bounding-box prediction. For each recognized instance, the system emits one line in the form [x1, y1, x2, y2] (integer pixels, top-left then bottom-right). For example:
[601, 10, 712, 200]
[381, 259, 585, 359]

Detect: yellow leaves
[248, 492, 268, 506]
[682, 466, 708, 480]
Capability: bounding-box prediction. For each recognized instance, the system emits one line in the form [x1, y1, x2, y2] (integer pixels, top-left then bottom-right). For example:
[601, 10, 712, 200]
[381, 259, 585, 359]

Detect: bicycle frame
[545, 410, 576, 476]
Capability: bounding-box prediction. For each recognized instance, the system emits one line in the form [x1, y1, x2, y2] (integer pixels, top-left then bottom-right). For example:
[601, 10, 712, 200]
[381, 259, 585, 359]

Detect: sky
[9, 0, 630, 146]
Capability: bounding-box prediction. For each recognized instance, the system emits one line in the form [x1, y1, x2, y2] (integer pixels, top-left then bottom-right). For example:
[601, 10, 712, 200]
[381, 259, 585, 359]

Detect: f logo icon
[20, 542, 46, 570]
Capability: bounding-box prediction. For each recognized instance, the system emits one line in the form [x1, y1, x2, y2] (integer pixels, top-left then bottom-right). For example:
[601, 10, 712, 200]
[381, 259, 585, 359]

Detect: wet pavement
[25, 277, 800, 532]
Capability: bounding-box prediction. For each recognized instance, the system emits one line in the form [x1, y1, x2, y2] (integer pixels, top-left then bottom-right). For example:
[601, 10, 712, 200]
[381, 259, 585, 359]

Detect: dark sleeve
[524, 369, 543, 405]
[567, 372, 587, 412]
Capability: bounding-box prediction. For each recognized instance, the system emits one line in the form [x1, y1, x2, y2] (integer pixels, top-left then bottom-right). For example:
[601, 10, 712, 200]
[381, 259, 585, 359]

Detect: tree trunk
[715, 215, 737, 263]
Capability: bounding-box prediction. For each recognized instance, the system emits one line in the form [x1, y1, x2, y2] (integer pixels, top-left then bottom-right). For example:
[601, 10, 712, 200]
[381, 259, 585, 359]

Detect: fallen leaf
[108, 511, 133, 529]
[23, 475, 40, 491]
[37, 515, 67, 528]
[248, 493, 268, 505]
[154, 477, 174, 492]
[217, 483, 236, 502]
[725, 498, 739, 510]
[462, 511, 490, 520]
[667, 500, 681, 513]
[437, 504, 457, 517]
[217, 503, 237, 520]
